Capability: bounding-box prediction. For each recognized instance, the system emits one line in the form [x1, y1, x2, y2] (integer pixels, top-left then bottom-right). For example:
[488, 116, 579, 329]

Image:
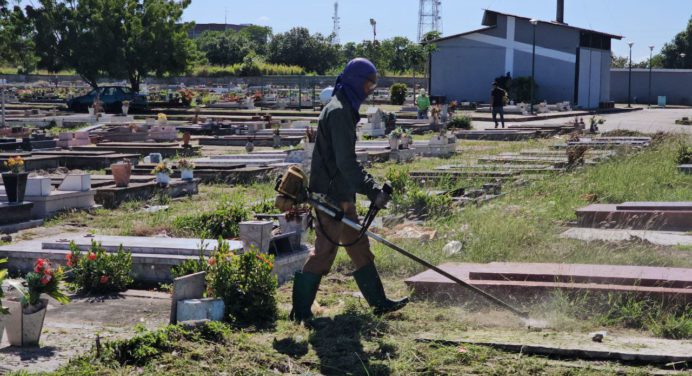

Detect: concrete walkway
[475, 107, 692, 134]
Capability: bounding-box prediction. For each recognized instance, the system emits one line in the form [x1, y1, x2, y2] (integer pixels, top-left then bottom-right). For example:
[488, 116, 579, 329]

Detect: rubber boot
[352, 263, 409, 315]
[289, 271, 322, 322]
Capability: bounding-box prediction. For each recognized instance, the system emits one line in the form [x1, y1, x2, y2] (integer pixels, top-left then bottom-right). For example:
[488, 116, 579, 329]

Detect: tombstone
[362, 107, 385, 137]
[169, 271, 206, 324]
[244, 96, 256, 110]
[58, 174, 91, 192]
[26, 177, 52, 197]
[291, 121, 311, 129]
[177, 298, 225, 323]
[239, 220, 273, 253]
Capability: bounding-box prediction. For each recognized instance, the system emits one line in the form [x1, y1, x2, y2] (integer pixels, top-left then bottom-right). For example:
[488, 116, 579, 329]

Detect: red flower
[100, 275, 109, 284]
[34, 258, 45, 273]
[207, 257, 216, 266]
[40, 274, 52, 285]
[66, 254, 74, 267]
[88, 253, 97, 261]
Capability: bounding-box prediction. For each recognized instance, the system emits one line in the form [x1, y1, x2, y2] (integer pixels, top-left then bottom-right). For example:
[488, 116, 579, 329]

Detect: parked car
[67, 86, 147, 113]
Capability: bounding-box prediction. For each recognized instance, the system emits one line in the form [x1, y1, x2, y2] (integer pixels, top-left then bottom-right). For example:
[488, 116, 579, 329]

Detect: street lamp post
[648, 45, 654, 108]
[530, 19, 538, 114]
[627, 42, 634, 108]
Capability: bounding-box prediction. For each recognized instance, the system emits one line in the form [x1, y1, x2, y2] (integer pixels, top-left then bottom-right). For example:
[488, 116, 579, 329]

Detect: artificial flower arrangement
[3, 156, 25, 173]
[177, 159, 196, 170]
[151, 162, 173, 175]
[8, 258, 70, 312]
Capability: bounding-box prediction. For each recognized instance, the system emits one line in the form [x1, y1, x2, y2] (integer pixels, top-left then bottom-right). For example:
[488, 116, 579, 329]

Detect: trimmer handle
[382, 183, 393, 196]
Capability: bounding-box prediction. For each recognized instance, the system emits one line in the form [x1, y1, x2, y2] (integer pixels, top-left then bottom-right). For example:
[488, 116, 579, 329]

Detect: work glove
[373, 189, 391, 210]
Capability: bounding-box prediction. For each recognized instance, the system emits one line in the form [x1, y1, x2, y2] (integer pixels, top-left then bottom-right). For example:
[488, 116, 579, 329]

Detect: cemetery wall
[610, 69, 692, 105]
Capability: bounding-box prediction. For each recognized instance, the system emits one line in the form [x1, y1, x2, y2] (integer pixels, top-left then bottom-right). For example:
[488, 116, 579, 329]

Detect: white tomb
[361, 107, 385, 137]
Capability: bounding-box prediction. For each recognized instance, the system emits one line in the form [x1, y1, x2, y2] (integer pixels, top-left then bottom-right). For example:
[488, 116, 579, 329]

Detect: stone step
[405, 262, 692, 306]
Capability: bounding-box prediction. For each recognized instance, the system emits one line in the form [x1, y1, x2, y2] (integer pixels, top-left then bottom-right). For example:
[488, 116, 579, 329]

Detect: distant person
[490, 81, 507, 128]
[416, 89, 430, 119]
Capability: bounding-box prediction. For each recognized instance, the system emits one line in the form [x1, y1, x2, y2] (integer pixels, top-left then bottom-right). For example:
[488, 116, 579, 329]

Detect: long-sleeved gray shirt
[309, 92, 379, 204]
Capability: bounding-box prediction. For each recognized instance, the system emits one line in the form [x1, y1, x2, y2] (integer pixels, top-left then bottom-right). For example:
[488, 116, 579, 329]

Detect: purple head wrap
[333, 58, 377, 112]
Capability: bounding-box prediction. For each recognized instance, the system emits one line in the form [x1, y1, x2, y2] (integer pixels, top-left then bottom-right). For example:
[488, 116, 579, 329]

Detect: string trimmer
[275, 166, 531, 320]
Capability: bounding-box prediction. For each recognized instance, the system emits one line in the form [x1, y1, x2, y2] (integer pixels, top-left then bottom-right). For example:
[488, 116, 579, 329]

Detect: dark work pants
[492, 106, 505, 128]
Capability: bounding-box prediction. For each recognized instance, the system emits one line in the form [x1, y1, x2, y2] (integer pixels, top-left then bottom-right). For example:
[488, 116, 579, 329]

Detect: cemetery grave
[575, 201, 692, 232]
[71, 141, 197, 158]
[0, 86, 690, 374]
[405, 262, 691, 306]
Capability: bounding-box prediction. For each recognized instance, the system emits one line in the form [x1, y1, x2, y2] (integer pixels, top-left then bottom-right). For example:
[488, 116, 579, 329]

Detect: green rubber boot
[289, 271, 322, 322]
[353, 263, 409, 315]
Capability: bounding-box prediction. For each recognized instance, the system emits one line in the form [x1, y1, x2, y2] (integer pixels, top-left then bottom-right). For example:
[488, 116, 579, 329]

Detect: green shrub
[508, 76, 537, 103]
[170, 253, 208, 279]
[173, 200, 250, 239]
[207, 239, 278, 327]
[676, 143, 692, 164]
[66, 241, 133, 294]
[385, 167, 452, 218]
[448, 113, 473, 130]
[390, 83, 408, 105]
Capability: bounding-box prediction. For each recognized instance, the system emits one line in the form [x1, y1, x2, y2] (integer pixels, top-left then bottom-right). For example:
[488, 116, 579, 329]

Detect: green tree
[267, 27, 339, 74]
[239, 25, 272, 55]
[27, 0, 197, 91]
[196, 30, 250, 66]
[659, 16, 691, 68]
[0, 1, 37, 73]
[115, 0, 198, 92]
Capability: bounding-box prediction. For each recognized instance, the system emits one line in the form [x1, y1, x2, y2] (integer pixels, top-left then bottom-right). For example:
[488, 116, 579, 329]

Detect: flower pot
[110, 162, 132, 187]
[87, 107, 94, 116]
[6, 298, 48, 347]
[156, 173, 170, 185]
[245, 141, 255, 153]
[181, 169, 194, 180]
[401, 137, 410, 149]
[273, 134, 282, 148]
[388, 137, 400, 150]
[2, 172, 29, 203]
[182, 132, 191, 146]
[121, 105, 129, 116]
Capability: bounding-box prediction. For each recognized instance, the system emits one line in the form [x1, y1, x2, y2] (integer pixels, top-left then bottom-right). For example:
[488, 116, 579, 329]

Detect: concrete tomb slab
[405, 262, 692, 305]
[576, 203, 692, 231]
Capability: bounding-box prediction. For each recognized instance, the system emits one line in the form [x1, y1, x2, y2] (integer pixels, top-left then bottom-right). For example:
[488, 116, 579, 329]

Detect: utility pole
[627, 42, 633, 108]
[530, 19, 538, 114]
[648, 45, 654, 108]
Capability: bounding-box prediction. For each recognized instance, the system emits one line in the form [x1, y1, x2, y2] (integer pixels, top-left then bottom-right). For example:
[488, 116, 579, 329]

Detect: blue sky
[182, 0, 691, 62]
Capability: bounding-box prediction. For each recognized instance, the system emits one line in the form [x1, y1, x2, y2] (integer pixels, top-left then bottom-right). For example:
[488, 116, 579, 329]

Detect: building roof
[425, 9, 622, 44]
